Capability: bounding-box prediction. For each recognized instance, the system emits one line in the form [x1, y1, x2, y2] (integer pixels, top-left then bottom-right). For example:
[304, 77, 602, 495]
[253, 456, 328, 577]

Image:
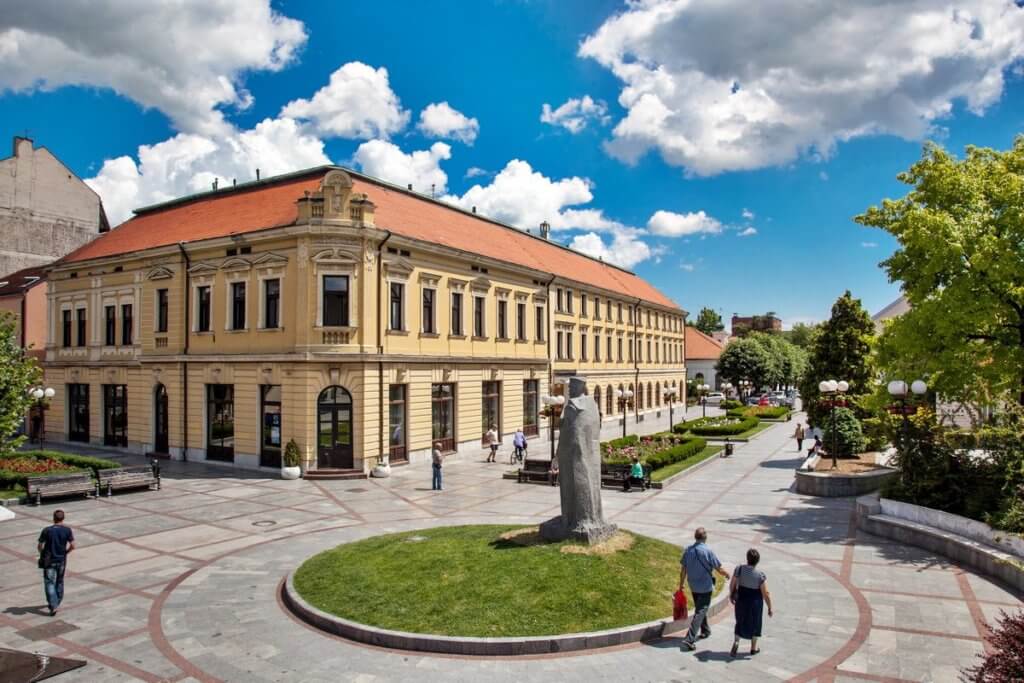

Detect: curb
[282, 566, 731, 656]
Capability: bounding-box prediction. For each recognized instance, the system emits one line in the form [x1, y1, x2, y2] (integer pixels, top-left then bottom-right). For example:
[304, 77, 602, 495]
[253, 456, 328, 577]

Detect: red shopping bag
[673, 590, 688, 621]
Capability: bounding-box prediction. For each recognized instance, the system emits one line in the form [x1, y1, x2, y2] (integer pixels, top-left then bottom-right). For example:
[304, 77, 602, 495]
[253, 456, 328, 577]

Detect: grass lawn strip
[650, 445, 723, 483]
[294, 525, 720, 638]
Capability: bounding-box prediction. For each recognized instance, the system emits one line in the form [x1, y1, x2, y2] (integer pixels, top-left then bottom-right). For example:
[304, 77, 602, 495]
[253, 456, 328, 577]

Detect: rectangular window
[594, 297, 601, 320]
[482, 381, 501, 435]
[607, 335, 612, 361]
[497, 300, 508, 339]
[535, 305, 545, 341]
[422, 288, 435, 333]
[102, 384, 127, 447]
[264, 279, 280, 329]
[207, 384, 234, 462]
[431, 383, 456, 453]
[594, 333, 601, 361]
[451, 292, 463, 335]
[566, 332, 574, 359]
[67, 383, 89, 443]
[260, 385, 282, 468]
[516, 302, 526, 341]
[629, 337, 634, 362]
[607, 300, 612, 320]
[566, 289, 574, 314]
[197, 286, 211, 332]
[323, 275, 349, 327]
[556, 331, 564, 360]
[522, 379, 539, 437]
[157, 289, 168, 333]
[389, 385, 407, 462]
[105, 305, 116, 345]
[617, 337, 623, 362]
[556, 288, 563, 312]
[581, 293, 587, 317]
[581, 332, 588, 361]
[62, 310, 72, 348]
[617, 303, 623, 323]
[389, 282, 404, 331]
[75, 308, 86, 347]
[473, 296, 485, 337]
[647, 339, 652, 362]
[231, 281, 246, 330]
[121, 304, 133, 345]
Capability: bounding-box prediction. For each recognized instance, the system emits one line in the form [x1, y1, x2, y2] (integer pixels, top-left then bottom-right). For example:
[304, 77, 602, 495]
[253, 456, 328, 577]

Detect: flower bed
[727, 406, 790, 420]
[687, 415, 760, 436]
[601, 432, 708, 472]
[0, 451, 121, 491]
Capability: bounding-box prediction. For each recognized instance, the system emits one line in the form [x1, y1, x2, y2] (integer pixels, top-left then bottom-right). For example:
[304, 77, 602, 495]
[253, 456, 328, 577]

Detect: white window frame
[317, 269, 355, 329]
[225, 277, 248, 332]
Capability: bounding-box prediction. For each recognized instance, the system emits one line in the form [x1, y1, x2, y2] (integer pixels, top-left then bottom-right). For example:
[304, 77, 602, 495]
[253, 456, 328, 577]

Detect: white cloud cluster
[540, 95, 610, 133]
[281, 62, 410, 139]
[738, 227, 757, 237]
[417, 102, 479, 144]
[569, 231, 657, 269]
[352, 140, 451, 195]
[580, 0, 1024, 175]
[0, 0, 307, 135]
[647, 210, 722, 237]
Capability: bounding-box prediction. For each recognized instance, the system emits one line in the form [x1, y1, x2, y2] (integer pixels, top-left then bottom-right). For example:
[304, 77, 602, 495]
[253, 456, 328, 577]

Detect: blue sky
[2, 0, 1023, 327]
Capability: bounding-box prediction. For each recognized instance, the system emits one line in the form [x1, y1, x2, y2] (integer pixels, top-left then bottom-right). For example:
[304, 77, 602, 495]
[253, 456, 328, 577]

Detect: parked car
[758, 394, 771, 407]
[703, 392, 726, 406]
[746, 394, 762, 406]
[770, 391, 791, 407]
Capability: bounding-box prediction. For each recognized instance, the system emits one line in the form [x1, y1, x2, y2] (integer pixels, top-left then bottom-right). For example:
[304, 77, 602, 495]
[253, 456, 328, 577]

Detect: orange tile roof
[60, 167, 679, 309]
[685, 326, 724, 360]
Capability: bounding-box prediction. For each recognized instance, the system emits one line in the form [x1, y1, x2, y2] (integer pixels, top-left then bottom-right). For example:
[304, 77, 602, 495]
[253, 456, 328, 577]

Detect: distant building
[871, 295, 909, 334]
[731, 314, 782, 337]
[686, 327, 725, 389]
[0, 137, 109, 278]
[0, 265, 48, 360]
[711, 330, 731, 346]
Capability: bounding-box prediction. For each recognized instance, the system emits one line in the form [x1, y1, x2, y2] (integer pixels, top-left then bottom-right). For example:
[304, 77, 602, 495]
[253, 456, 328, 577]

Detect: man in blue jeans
[431, 442, 445, 491]
[679, 526, 729, 651]
[38, 509, 75, 617]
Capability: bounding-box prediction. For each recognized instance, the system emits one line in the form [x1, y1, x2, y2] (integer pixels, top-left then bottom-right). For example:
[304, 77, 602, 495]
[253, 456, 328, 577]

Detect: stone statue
[539, 377, 618, 545]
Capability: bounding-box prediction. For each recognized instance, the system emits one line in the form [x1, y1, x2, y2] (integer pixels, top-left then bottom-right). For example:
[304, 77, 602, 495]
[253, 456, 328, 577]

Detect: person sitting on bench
[624, 456, 646, 492]
[548, 457, 559, 486]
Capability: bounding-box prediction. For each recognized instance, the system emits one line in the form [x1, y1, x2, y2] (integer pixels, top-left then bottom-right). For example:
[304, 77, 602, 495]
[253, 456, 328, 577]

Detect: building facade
[43, 167, 686, 473]
[0, 137, 109, 278]
[685, 326, 724, 389]
[731, 314, 782, 337]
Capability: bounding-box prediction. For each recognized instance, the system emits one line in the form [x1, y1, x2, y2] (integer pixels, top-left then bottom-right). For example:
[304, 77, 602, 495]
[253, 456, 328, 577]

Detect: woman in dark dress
[730, 548, 774, 657]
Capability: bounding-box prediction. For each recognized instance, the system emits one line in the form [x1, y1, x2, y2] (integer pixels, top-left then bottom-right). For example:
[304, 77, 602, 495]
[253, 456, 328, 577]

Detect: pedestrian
[793, 422, 805, 452]
[679, 527, 729, 651]
[810, 434, 823, 457]
[729, 548, 774, 657]
[624, 455, 646, 492]
[512, 428, 527, 464]
[484, 424, 499, 463]
[431, 442, 445, 490]
[37, 509, 75, 617]
[548, 456, 559, 486]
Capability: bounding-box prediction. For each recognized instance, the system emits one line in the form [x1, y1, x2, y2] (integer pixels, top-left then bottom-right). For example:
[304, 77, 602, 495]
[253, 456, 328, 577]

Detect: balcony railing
[322, 330, 351, 345]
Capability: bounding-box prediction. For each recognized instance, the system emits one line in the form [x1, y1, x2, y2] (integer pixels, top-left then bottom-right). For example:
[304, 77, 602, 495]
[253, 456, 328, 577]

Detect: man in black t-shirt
[38, 509, 75, 616]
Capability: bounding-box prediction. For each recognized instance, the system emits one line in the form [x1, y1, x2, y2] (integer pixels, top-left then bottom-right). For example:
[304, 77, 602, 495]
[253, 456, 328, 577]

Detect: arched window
[655, 382, 661, 407]
[317, 386, 353, 469]
[647, 383, 653, 408]
[606, 385, 614, 415]
[593, 386, 601, 417]
[695, 372, 705, 385]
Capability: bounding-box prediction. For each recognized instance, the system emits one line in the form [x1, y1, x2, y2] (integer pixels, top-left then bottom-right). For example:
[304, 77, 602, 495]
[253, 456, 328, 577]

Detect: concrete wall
[794, 468, 898, 497]
[686, 359, 717, 388]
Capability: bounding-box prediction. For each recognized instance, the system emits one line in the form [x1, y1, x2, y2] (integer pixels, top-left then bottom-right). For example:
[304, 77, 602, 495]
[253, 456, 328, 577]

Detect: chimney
[539, 221, 551, 240]
[431, 183, 436, 198]
[256, 168, 261, 181]
[232, 178, 237, 187]
[472, 206, 476, 214]
[212, 178, 219, 191]
[407, 183, 413, 191]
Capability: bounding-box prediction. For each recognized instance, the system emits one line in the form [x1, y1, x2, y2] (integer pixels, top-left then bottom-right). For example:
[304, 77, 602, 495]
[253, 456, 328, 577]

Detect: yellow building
[43, 167, 687, 474]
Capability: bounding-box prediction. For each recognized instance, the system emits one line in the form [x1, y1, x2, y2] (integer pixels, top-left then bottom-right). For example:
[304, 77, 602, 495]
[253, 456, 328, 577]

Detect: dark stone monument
[539, 377, 618, 545]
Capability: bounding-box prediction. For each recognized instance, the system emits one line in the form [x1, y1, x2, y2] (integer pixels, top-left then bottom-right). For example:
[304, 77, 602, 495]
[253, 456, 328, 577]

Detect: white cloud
[680, 263, 696, 272]
[819, 171, 830, 181]
[741, 208, 755, 220]
[580, 1, 1024, 175]
[569, 230, 655, 269]
[540, 95, 611, 133]
[281, 62, 410, 139]
[417, 102, 479, 144]
[86, 116, 330, 225]
[647, 210, 723, 237]
[738, 227, 757, 237]
[353, 140, 451, 195]
[861, 241, 878, 248]
[0, 1, 306, 135]
[465, 166, 489, 179]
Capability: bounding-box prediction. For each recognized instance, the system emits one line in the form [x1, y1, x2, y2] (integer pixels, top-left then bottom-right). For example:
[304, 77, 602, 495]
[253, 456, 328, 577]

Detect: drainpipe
[376, 231, 393, 468]
[633, 297, 642, 425]
[176, 242, 191, 462]
[545, 274, 556, 450]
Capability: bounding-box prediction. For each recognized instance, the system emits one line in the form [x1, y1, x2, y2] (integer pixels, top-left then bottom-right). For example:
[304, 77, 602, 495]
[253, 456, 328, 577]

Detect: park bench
[600, 463, 652, 490]
[517, 458, 556, 485]
[97, 464, 161, 497]
[27, 472, 94, 506]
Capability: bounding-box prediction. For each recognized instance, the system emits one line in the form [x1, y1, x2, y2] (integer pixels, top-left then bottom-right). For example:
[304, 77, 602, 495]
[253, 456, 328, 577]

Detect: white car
[703, 392, 726, 406]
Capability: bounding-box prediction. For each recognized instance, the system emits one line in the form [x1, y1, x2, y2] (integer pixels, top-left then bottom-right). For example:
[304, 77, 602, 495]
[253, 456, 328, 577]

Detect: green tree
[783, 322, 818, 349]
[692, 307, 724, 336]
[716, 336, 772, 390]
[856, 138, 1024, 406]
[0, 312, 41, 457]
[799, 291, 874, 426]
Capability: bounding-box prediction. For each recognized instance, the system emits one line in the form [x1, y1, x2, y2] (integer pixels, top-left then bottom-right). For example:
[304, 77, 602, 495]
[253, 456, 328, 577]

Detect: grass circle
[292, 524, 701, 638]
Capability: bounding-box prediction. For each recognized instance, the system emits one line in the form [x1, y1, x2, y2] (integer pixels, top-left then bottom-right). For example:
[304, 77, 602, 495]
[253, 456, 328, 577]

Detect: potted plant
[371, 454, 391, 478]
[281, 439, 302, 480]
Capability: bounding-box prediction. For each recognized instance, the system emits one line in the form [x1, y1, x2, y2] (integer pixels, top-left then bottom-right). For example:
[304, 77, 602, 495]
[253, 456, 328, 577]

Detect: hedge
[672, 417, 710, 434]
[726, 406, 790, 420]
[689, 416, 759, 436]
[643, 437, 708, 470]
[603, 434, 639, 450]
[0, 451, 121, 490]
[719, 399, 743, 410]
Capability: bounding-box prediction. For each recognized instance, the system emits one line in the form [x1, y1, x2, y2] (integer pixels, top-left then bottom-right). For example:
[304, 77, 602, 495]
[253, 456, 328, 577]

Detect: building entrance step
[303, 468, 367, 481]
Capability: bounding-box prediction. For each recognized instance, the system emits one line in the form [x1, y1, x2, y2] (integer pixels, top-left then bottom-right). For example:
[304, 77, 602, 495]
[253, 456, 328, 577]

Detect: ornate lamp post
[817, 379, 849, 469]
[540, 393, 566, 460]
[615, 388, 634, 439]
[738, 379, 752, 402]
[887, 379, 928, 453]
[29, 386, 56, 447]
[697, 383, 711, 418]
[722, 382, 733, 401]
[662, 386, 678, 432]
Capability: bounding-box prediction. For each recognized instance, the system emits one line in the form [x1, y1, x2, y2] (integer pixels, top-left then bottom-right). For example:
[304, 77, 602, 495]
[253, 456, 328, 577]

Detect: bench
[27, 472, 95, 506]
[601, 463, 652, 490]
[518, 458, 557, 485]
[97, 464, 161, 497]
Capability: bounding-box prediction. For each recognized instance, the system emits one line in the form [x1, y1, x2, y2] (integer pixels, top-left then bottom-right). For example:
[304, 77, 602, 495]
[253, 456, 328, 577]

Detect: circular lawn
[292, 524, 694, 637]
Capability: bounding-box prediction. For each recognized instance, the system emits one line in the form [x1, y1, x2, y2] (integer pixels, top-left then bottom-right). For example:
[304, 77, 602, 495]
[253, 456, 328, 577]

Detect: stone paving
[0, 415, 1020, 682]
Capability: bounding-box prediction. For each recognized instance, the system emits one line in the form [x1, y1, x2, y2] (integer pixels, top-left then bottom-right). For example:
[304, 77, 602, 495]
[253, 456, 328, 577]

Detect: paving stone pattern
[0, 411, 1020, 682]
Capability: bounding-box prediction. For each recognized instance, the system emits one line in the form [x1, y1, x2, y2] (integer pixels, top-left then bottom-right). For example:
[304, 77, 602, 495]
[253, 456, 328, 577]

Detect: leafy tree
[692, 307, 724, 335]
[783, 322, 818, 349]
[799, 291, 874, 426]
[964, 608, 1024, 683]
[857, 138, 1024, 406]
[748, 332, 808, 388]
[821, 407, 865, 462]
[716, 336, 773, 391]
[0, 312, 41, 457]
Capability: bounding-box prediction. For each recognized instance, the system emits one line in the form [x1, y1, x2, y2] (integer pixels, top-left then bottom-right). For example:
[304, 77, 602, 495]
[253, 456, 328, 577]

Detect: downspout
[376, 231, 393, 468]
[20, 294, 26, 348]
[176, 242, 191, 462]
[546, 274, 556, 445]
[633, 297, 642, 424]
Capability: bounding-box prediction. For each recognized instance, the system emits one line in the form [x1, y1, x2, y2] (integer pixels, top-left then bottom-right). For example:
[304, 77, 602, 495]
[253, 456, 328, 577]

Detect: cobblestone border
[282, 570, 731, 656]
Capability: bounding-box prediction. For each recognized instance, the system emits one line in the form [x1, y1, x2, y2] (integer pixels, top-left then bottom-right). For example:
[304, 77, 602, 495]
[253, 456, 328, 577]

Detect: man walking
[431, 441, 445, 491]
[512, 428, 528, 464]
[679, 527, 729, 651]
[793, 422, 805, 452]
[38, 509, 74, 617]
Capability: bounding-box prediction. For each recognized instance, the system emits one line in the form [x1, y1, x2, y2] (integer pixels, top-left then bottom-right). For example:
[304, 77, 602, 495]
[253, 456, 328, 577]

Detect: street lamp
[697, 383, 711, 418]
[28, 386, 55, 447]
[662, 386, 678, 431]
[540, 393, 566, 460]
[722, 382, 733, 400]
[738, 379, 752, 402]
[887, 378, 928, 453]
[818, 379, 849, 469]
[615, 388, 634, 438]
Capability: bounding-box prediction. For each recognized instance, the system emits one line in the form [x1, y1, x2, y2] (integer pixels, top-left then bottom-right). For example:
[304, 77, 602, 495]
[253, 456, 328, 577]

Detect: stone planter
[281, 466, 301, 480]
[794, 467, 898, 497]
[371, 463, 391, 478]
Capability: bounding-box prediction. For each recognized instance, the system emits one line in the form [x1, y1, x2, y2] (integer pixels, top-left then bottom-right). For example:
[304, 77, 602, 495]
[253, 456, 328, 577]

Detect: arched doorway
[318, 386, 353, 469]
[153, 384, 169, 454]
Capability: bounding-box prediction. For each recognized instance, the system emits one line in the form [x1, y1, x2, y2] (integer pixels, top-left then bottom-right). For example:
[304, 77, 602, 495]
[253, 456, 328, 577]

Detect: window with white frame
[322, 275, 350, 327]
[389, 282, 405, 331]
[422, 286, 436, 334]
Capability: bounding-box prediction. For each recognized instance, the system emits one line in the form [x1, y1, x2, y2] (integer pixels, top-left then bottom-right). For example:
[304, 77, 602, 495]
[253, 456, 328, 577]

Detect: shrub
[603, 434, 639, 450]
[0, 451, 119, 490]
[963, 609, 1024, 682]
[283, 439, 301, 467]
[821, 407, 865, 457]
[719, 399, 743, 410]
[860, 416, 888, 452]
[644, 438, 707, 471]
[727, 406, 789, 420]
[689, 416, 759, 436]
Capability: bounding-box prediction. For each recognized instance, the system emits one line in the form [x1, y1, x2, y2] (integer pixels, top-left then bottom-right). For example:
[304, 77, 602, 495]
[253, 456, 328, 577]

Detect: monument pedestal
[539, 516, 617, 545]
